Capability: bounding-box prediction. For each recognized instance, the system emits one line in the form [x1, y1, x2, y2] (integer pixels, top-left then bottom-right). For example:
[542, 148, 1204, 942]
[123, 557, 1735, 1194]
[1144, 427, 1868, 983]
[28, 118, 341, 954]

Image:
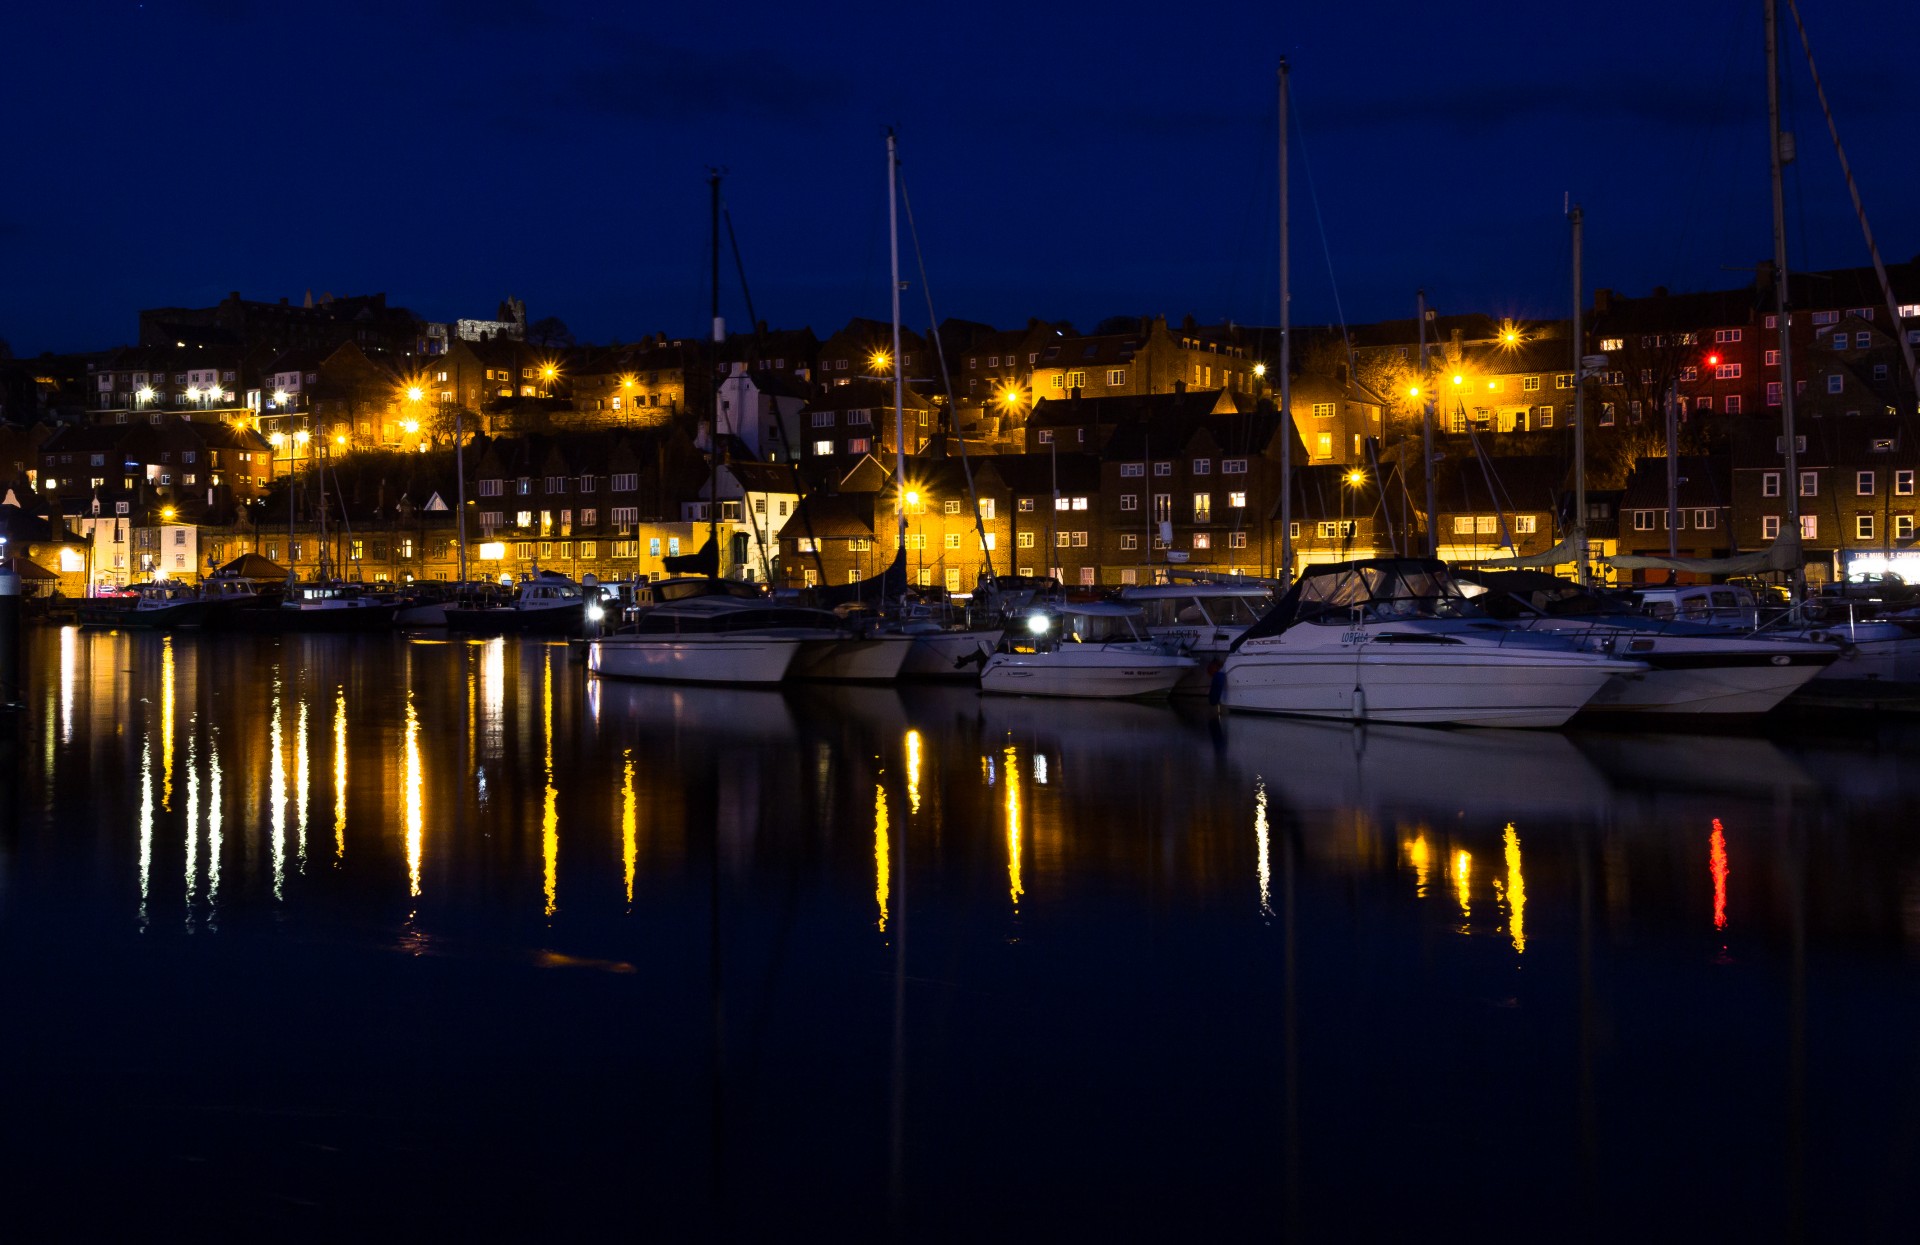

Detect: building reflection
[1504, 824, 1526, 954]
[270, 678, 287, 901]
[405, 692, 423, 899]
[334, 688, 348, 862]
[1004, 744, 1023, 913]
[622, 752, 637, 906]
[875, 782, 891, 933]
[1452, 849, 1472, 919]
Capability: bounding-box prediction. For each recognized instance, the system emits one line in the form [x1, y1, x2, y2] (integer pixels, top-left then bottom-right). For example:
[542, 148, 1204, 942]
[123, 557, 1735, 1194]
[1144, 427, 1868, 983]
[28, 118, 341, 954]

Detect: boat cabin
[1632, 584, 1759, 628]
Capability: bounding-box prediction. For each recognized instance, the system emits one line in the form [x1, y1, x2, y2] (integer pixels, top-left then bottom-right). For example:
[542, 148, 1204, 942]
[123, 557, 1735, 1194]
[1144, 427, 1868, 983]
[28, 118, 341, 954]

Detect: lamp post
[1342, 468, 1366, 555]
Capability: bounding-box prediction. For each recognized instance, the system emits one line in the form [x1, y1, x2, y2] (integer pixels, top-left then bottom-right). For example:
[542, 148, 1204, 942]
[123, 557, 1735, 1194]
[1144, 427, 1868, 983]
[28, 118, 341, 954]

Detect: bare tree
[527, 317, 574, 348]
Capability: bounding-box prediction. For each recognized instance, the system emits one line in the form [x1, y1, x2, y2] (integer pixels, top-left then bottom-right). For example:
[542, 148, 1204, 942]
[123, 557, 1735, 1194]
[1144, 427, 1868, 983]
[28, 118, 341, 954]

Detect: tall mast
[888, 129, 907, 555]
[1571, 205, 1589, 585]
[709, 169, 724, 581]
[454, 406, 469, 585]
[1277, 59, 1293, 582]
[1766, 0, 1802, 598]
[1417, 289, 1436, 557]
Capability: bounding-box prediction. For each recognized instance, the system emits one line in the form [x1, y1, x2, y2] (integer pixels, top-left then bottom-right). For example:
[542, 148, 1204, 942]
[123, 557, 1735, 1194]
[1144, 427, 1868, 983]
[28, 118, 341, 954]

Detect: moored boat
[980, 602, 1195, 699]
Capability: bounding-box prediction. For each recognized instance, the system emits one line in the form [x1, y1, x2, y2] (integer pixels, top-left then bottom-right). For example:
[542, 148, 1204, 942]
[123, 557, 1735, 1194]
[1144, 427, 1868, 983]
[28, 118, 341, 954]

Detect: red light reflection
[1710, 819, 1729, 931]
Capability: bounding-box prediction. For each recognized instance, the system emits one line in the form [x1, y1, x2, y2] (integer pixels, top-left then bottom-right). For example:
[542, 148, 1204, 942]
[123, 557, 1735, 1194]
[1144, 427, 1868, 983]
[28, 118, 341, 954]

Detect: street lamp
[870, 350, 891, 376]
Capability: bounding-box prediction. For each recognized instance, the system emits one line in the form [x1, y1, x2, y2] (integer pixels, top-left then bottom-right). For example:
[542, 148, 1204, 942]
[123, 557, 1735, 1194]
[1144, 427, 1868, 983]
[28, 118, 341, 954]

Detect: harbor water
[5, 627, 1920, 1238]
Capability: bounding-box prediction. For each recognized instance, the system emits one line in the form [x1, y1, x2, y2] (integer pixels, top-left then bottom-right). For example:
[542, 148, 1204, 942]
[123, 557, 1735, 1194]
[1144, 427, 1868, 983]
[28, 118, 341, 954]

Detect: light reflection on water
[16, 630, 1920, 1238]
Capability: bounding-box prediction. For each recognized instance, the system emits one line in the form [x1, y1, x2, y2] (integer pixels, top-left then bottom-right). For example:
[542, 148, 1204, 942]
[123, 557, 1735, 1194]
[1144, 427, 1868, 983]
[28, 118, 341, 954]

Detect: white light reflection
[295, 694, 310, 873]
[161, 636, 175, 811]
[1034, 753, 1049, 785]
[1254, 776, 1272, 918]
[58, 626, 75, 744]
[183, 731, 199, 923]
[269, 684, 286, 901]
[207, 732, 222, 918]
[138, 739, 153, 928]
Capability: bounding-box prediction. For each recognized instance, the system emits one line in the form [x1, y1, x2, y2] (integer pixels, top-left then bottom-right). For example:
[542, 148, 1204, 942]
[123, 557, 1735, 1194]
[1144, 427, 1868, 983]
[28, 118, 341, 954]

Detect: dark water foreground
[4, 628, 1919, 1239]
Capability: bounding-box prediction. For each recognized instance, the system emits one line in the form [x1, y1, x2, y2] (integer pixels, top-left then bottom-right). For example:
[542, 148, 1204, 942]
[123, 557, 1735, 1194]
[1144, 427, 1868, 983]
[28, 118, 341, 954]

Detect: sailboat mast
[1571, 206, 1589, 585]
[888, 130, 907, 554]
[1277, 59, 1293, 582]
[1766, 0, 1802, 598]
[1417, 289, 1436, 558]
[454, 407, 469, 585]
[709, 169, 724, 581]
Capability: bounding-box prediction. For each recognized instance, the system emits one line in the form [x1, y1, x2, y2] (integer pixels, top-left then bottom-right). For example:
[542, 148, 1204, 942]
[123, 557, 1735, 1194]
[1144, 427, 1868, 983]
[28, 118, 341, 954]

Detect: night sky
[5, 0, 1918, 356]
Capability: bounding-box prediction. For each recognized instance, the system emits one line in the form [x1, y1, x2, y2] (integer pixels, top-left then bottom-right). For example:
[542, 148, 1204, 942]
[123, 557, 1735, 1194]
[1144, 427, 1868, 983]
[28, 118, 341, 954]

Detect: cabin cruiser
[255, 581, 399, 632]
[1119, 579, 1274, 695]
[1455, 569, 1837, 716]
[1221, 558, 1646, 728]
[980, 602, 1195, 699]
[589, 593, 846, 685]
[883, 588, 1002, 679]
[445, 570, 590, 635]
[119, 579, 216, 629]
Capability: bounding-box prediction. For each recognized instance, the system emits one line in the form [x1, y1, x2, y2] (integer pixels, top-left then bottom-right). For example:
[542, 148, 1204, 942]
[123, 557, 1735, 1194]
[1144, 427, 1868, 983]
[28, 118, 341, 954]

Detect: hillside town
[3, 259, 1918, 600]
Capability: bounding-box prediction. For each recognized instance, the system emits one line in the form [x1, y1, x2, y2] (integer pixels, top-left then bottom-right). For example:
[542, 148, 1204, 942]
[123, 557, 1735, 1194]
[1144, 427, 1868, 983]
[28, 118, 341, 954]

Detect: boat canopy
[813, 546, 906, 608]
[1235, 558, 1481, 645]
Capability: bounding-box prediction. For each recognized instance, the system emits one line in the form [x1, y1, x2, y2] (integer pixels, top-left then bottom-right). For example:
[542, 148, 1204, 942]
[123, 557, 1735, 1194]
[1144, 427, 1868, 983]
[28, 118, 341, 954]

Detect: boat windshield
[1061, 611, 1143, 643]
[1297, 563, 1481, 621]
[1133, 594, 1268, 628]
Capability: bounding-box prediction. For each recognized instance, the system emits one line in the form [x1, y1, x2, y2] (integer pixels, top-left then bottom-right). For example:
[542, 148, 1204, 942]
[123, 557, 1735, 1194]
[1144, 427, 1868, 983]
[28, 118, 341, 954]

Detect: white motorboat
[1120, 579, 1274, 695]
[980, 602, 1195, 699]
[588, 595, 844, 686]
[1221, 558, 1646, 729]
[445, 570, 589, 635]
[1456, 570, 1837, 716]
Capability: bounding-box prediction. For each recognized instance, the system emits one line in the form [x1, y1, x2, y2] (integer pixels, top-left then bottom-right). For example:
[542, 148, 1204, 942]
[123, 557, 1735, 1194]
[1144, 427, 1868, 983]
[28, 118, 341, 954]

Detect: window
[580, 508, 598, 527]
[1107, 369, 1126, 386]
[1680, 366, 1698, 382]
[1120, 534, 1138, 551]
[1036, 430, 1054, 444]
[1055, 496, 1071, 511]
[539, 542, 554, 560]
[1120, 494, 1138, 511]
[1315, 433, 1332, 459]
[1716, 363, 1741, 379]
[1153, 462, 1172, 477]
[478, 478, 502, 497]
[944, 500, 962, 515]
[1633, 511, 1656, 531]
[611, 473, 638, 491]
[515, 510, 533, 528]
[1222, 458, 1247, 474]
[611, 507, 637, 532]
[1556, 374, 1574, 389]
[1515, 515, 1538, 534]
[810, 411, 834, 428]
[1228, 491, 1246, 508]
[1192, 493, 1211, 523]
[1725, 396, 1742, 414]
[1192, 458, 1211, 475]
[1859, 471, 1876, 495]
[1066, 371, 1087, 390]
[1311, 403, 1335, 418]
[1453, 516, 1476, 534]
[813, 440, 834, 456]
[905, 534, 925, 550]
[1765, 349, 1780, 366]
[1152, 494, 1171, 523]
[581, 541, 597, 559]
[1017, 532, 1035, 548]
[1857, 514, 1876, 540]
[1229, 532, 1247, 549]
[1317, 521, 1357, 539]
[1192, 533, 1211, 550]
[1071, 532, 1088, 548]
[1600, 339, 1624, 352]
[516, 478, 533, 496]
[1801, 472, 1818, 497]
[1120, 463, 1145, 477]
[1077, 567, 1095, 587]
[1523, 376, 1540, 392]
[515, 542, 533, 560]
[1761, 471, 1781, 498]
[1827, 374, 1844, 394]
[1899, 471, 1915, 496]
[945, 534, 962, 550]
[1801, 515, 1819, 540]
[1715, 328, 1742, 343]
[1055, 532, 1069, 548]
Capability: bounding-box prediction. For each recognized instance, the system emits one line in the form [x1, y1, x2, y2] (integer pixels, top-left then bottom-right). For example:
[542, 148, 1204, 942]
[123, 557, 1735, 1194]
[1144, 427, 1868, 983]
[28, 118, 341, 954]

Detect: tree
[527, 317, 574, 348]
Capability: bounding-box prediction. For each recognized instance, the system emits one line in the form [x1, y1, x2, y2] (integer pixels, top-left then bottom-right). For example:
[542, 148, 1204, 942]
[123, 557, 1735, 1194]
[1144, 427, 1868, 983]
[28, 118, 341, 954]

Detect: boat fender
[1351, 686, 1366, 722]
[1808, 630, 1827, 644]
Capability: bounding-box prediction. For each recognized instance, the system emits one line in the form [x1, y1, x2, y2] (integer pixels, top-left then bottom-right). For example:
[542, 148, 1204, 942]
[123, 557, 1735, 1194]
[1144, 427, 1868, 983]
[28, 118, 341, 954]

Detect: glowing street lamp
[405, 386, 423, 403]
[1253, 362, 1268, 379]
[869, 350, 892, 375]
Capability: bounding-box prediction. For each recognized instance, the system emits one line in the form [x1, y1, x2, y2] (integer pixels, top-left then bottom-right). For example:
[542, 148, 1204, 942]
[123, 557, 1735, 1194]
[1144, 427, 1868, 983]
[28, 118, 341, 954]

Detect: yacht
[980, 602, 1195, 699]
[1455, 569, 1837, 716]
[445, 570, 590, 635]
[1119, 579, 1274, 695]
[588, 594, 846, 685]
[120, 580, 216, 629]
[265, 581, 399, 632]
[1220, 558, 1646, 728]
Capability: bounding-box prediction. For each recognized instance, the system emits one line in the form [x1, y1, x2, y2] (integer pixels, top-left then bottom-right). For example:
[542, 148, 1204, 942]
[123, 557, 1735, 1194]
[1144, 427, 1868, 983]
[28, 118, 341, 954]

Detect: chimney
[1173, 379, 1187, 395]
[1594, 288, 1613, 315]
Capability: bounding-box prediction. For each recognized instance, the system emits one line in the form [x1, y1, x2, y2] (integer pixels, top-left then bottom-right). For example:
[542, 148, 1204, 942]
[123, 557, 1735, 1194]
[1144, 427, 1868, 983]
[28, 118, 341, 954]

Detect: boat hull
[980, 651, 1194, 699]
[445, 603, 586, 635]
[1222, 648, 1631, 728]
[589, 635, 804, 685]
[791, 634, 915, 682]
[900, 629, 1002, 678]
[1580, 651, 1831, 715]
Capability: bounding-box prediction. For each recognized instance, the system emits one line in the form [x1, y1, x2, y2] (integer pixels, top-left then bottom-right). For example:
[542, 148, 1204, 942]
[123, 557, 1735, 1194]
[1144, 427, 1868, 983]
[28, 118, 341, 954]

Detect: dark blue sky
[5, 0, 1917, 356]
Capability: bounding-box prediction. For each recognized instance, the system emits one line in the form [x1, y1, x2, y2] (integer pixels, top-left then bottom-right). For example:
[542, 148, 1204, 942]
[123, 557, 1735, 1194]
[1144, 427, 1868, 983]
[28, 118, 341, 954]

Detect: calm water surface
[6, 627, 1920, 1238]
